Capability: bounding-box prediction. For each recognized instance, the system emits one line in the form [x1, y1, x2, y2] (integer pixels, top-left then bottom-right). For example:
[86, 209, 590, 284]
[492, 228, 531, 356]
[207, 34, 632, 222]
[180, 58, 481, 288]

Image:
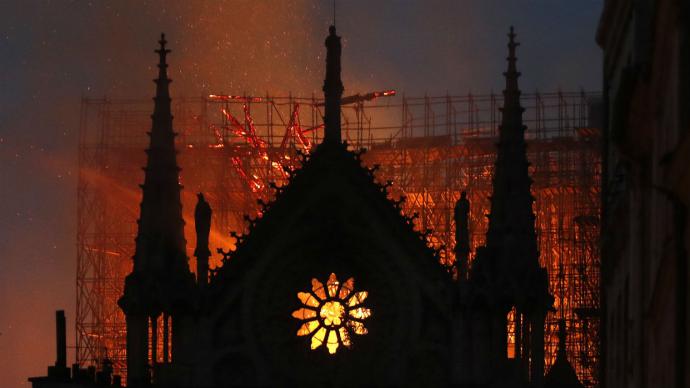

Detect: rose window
[292, 273, 371, 354]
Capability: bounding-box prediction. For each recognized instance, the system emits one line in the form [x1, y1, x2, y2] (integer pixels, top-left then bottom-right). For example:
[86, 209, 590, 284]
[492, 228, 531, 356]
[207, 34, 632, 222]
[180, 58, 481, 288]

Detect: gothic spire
[119, 34, 193, 387]
[322, 25, 344, 144]
[484, 26, 536, 268]
[475, 27, 552, 386]
[134, 33, 186, 273]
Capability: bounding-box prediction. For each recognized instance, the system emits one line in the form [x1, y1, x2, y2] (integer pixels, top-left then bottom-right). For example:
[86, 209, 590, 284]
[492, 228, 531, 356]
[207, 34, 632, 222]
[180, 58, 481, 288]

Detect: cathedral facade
[32, 26, 583, 388]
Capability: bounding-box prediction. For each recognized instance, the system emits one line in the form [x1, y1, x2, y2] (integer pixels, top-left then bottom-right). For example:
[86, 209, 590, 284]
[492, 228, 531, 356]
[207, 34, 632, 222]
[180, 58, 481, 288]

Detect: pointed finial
[154, 33, 172, 97]
[507, 26, 519, 67]
[322, 25, 344, 144]
[502, 25, 522, 112]
[156, 33, 170, 66]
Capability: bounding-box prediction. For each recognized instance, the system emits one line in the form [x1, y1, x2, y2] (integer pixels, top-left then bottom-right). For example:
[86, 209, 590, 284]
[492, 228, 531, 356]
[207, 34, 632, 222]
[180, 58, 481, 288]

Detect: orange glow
[79, 92, 600, 385]
[293, 274, 370, 354]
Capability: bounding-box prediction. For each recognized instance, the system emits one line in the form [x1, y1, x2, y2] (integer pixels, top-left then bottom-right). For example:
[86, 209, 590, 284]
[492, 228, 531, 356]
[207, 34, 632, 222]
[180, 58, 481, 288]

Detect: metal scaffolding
[76, 91, 601, 386]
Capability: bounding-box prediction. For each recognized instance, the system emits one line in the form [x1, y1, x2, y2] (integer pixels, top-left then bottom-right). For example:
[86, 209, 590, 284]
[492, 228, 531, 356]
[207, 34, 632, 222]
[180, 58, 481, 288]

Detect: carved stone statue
[194, 193, 212, 287]
[454, 191, 470, 279]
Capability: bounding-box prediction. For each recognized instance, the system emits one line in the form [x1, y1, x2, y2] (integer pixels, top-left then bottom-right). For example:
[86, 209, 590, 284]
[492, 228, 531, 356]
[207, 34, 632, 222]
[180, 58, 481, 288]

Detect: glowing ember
[208, 94, 263, 103]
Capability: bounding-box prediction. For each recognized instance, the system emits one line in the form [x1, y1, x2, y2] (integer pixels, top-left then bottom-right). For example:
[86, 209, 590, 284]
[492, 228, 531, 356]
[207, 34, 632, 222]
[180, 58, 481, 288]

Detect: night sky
[0, 1, 602, 386]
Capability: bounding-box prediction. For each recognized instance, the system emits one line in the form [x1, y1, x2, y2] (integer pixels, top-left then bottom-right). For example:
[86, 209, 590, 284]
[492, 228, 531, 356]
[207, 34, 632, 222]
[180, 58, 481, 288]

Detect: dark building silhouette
[454, 191, 470, 280]
[172, 24, 450, 386]
[453, 28, 557, 388]
[31, 26, 587, 388]
[29, 311, 122, 387]
[117, 33, 197, 387]
[598, 1, 690, 387]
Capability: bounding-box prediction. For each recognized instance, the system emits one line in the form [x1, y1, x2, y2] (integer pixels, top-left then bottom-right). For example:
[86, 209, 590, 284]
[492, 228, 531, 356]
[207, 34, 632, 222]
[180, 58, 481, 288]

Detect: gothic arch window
[291, 273, 371, 354]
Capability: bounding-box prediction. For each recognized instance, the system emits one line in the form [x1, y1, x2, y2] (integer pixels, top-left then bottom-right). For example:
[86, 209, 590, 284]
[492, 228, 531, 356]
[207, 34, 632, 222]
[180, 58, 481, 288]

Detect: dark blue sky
[0, 1, 602, 386]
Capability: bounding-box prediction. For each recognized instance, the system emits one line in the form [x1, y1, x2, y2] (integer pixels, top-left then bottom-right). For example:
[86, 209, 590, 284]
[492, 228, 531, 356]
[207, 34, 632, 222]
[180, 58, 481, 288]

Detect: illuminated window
[292, 273, 371, 354]
[507, 307, 517, 359]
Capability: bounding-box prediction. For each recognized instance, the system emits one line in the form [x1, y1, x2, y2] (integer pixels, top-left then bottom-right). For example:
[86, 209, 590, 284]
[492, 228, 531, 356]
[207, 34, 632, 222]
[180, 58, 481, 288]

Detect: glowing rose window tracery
[292, 273, 371, 354]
